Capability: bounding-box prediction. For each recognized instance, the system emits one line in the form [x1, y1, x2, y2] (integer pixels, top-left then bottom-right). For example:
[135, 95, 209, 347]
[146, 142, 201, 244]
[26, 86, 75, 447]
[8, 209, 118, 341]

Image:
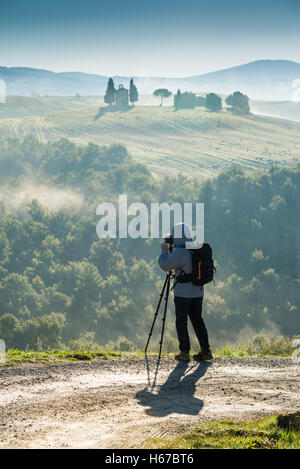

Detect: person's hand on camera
[160, 242, 169, 250]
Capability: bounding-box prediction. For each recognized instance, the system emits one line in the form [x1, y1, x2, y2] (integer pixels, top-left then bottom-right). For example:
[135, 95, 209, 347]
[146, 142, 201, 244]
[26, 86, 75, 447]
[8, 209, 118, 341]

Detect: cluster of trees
[152, 87, 250, 114]
[103, 79, 250, 114]
[0, 136, 151, 196]
[173, 89, 250, 114]
[174, 90, 197, 109]
[0, 137, 299, 349]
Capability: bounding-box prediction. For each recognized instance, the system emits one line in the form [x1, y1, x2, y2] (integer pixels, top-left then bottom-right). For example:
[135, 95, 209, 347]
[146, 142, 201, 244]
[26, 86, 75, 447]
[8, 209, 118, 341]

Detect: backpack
[177, 243, 216, 287]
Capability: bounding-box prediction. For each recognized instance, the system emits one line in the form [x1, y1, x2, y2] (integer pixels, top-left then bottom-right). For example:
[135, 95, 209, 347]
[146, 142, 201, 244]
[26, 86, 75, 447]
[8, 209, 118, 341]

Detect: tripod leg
[144, 274, 168, 355]
[158, 273, 171, 361]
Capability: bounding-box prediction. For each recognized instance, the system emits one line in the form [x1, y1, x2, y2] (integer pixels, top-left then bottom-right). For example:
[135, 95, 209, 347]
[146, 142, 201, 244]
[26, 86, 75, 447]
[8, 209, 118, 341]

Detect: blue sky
[0, 0, 299, 76]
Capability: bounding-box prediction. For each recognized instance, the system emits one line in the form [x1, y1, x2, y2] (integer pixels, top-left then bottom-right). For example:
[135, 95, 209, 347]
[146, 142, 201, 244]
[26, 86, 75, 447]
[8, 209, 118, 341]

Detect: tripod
[144, 270, 172, 360]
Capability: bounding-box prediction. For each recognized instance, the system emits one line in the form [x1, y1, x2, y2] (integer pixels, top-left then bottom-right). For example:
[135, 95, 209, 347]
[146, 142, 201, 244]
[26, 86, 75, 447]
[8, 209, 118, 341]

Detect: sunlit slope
[0, 103, 299, 178]
[0, 95, 104, 118]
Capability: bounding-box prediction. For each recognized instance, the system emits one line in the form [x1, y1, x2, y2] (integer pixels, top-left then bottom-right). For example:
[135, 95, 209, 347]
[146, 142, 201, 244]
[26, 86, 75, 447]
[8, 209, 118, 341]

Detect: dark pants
[174, 296, 210, 352]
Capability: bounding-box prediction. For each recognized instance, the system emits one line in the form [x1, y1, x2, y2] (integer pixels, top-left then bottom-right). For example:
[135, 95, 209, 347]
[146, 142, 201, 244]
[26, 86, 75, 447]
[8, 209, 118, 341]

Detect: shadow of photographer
[136, 361, 211, 417]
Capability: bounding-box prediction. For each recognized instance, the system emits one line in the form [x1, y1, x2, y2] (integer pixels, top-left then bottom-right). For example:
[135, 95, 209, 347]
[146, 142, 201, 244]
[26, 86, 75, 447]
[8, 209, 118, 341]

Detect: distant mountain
[0, 67, 108, 97]
[1, 60, 300, 100]
[185, 60, 300, 101]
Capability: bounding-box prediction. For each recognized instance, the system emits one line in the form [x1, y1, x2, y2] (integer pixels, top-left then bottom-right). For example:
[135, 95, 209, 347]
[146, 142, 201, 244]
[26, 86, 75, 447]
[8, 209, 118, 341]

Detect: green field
[147, 415, 300, 449]
[0, 96, 300, 178]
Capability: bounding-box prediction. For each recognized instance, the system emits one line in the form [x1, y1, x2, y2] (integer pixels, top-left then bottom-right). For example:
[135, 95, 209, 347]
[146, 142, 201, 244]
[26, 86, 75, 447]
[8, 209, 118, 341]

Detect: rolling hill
[1, 60, 300, 101]
[0, 97, 299, 178]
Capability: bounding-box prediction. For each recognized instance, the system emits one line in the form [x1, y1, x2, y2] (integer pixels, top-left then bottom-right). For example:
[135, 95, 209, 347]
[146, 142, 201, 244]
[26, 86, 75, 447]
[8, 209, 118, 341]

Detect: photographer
[158, 223, 213, 361]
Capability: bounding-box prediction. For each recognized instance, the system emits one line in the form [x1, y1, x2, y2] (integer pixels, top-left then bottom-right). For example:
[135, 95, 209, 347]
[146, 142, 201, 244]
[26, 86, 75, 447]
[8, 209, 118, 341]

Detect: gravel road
[0, 357, 299, 448]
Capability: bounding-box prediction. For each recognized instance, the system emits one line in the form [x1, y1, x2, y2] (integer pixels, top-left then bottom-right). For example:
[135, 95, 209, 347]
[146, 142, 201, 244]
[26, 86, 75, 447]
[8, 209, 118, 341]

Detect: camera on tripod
[164, 234, 174, 252]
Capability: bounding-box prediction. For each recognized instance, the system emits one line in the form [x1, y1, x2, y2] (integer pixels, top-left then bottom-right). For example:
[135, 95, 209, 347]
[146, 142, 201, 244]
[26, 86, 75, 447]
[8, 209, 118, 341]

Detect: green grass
[0, 336, 294, 367]
[2, 348, 163, 366]
[146, 415, 300, 449]
[212, 335, 293, 358]
[3, 348, 123, 366]
[0, 98, 299, 178]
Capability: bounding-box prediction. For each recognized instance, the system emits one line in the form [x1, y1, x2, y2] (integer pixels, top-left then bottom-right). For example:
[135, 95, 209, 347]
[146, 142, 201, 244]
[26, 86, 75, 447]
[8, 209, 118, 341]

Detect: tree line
[0, 137, 299, 349]
[173, 90, 250, 113]
[103, 77, 250, 114]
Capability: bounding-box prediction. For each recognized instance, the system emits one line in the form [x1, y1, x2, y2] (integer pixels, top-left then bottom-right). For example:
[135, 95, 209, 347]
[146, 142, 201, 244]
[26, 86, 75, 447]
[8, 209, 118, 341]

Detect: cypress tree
[174, 89, 181, 108]
[104, 78, 116, 105]
[129, 78, 138, 105]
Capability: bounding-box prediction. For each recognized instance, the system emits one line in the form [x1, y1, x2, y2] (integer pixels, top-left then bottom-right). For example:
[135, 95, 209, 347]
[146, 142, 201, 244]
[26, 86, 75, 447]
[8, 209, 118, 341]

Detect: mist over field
[0, 183, 84, 212]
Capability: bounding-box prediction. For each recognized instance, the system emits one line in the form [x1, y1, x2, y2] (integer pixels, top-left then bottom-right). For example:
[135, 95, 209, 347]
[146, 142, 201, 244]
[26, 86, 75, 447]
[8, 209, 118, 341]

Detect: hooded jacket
[158, 223, 204, 298]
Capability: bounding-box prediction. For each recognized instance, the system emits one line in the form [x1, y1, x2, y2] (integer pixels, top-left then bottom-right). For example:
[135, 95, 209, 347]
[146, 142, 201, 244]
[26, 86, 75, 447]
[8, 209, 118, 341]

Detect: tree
[129, 79, 138, 105]
[104, 78, 116, 106]
[205, 93, 222, 112]
[0, 273, 40, 317]
[0, 314, 18, 347]
[174, 89, 181, 109]
[196, 96, 206, 107]
[0, 231, 10, 265]
[226, 91, 250, 114]
[174, 91, 196, 109]
[153, 88, 172, 106]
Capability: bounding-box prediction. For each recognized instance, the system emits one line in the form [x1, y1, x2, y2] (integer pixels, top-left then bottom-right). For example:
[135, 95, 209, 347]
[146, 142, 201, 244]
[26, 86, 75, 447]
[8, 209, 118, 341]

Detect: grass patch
[213, 335, 293, 358]
[2, 348, 163, 366]
[146, 415, 300, 449]
[1, 335, 296, 366]
[3, 348, 123, 366]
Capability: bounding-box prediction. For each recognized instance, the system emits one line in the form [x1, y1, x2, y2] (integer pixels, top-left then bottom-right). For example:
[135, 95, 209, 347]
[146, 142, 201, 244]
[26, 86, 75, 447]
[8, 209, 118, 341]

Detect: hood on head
[171, 223, 192, 247]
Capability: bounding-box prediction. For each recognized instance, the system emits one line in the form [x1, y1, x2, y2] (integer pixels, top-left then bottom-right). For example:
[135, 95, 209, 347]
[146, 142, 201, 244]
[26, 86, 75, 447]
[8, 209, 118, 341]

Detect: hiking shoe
[175, 351, 190, 361]
[193, 350, 213, 361]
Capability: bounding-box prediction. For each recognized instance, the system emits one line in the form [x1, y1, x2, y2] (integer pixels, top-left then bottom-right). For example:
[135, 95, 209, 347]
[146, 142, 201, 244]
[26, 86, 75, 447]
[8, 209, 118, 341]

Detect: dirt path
[0, 357, 299, 449]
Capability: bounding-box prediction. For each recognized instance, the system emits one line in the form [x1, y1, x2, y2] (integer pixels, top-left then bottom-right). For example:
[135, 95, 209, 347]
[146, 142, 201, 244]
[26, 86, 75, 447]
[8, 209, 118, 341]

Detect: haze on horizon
[0, 0, 300, 78]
